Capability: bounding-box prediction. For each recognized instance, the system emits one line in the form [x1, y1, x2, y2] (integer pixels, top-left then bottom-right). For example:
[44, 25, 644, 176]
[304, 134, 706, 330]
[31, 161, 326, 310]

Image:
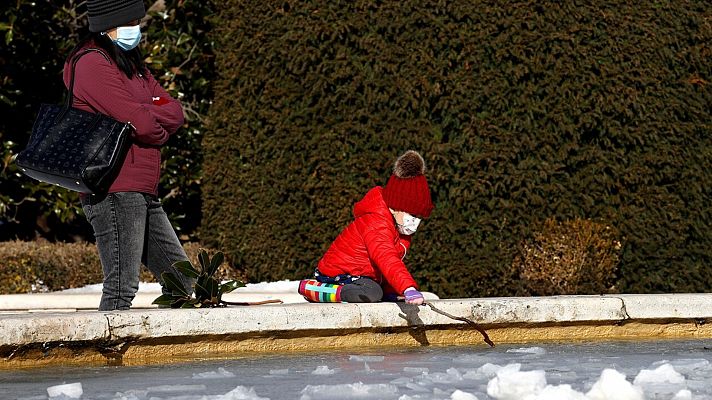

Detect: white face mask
[112, 25, 142, 51]
[396, 213, 421, 236]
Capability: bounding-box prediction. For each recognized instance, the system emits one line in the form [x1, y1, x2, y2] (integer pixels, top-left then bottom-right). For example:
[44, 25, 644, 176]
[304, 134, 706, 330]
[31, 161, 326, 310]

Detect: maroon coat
[317, 187, 418, 295]
[62, 45, 184, 195]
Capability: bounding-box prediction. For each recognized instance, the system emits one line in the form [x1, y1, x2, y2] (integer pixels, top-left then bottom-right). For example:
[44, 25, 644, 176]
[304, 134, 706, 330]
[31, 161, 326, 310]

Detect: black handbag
[15, 48, 133, 194]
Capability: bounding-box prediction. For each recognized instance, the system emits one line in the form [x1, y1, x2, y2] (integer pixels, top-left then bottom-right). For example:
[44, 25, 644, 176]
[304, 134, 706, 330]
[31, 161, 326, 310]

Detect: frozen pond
[3, 339, 712, 399]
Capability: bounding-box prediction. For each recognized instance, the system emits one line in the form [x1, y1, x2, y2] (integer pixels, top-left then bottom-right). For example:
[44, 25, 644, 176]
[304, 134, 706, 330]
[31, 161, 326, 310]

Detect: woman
[66, 0, 193, 310]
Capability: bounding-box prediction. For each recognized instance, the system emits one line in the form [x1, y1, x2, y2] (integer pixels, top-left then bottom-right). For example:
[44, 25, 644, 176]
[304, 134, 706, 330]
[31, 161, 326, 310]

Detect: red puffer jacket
[317, 186, 418, 295]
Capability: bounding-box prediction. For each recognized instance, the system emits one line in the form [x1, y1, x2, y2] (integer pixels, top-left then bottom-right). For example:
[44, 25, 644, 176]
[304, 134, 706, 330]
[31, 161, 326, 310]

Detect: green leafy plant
[153, 249, 244, 308]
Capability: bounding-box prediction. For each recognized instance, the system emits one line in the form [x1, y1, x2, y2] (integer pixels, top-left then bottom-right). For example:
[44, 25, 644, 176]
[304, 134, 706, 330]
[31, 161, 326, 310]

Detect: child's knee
[341, 279, 383, 303]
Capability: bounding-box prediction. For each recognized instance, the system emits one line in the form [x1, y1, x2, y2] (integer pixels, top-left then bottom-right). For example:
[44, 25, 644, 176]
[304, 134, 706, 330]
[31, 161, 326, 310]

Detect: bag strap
[64, 48, 110, 110]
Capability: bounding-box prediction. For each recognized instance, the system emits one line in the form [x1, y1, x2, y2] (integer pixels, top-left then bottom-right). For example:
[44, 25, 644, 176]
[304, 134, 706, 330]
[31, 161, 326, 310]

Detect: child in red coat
[298, 150, 434, 305]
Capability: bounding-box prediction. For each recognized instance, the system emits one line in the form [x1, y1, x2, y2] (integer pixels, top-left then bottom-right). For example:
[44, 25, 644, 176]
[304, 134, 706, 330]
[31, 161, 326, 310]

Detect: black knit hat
[87, 0, 146, 32]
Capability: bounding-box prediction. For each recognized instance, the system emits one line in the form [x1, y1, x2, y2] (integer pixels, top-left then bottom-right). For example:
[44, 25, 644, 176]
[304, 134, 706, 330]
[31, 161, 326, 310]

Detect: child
[298, 150, 434, 305]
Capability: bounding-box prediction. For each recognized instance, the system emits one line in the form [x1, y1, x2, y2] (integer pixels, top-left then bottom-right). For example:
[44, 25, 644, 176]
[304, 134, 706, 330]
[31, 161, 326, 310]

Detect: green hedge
[203, 0, 711, 297]
[0, 241, 241, 294]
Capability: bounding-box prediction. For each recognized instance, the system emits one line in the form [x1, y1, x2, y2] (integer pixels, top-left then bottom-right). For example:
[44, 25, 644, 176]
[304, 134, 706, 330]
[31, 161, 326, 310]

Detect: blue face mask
[112, 25, 142, 51]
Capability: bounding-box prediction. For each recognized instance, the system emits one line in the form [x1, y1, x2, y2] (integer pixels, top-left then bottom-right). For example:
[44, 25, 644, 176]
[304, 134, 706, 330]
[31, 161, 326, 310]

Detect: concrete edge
[2, 294, 712, 368]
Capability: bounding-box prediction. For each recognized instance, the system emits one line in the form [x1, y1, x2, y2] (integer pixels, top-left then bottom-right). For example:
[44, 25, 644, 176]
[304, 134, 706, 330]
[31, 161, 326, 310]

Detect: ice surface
[300, 382, 400, 400]
[390, 377, 414, 385]
[192, 367, 236, 379]
[403, 367, 429, 374]
[423, 368, 463, 384]
[7, 340, 712, 400]
[311, 365, 336, 375]
[585, 369, 643, 400]
[47, 382, 83, 399]
[450, 389, 479, 400]
[269, 369, 289, 375]
[147, 384, 207, 393]
[486, 364, 547, 400]
[506, 347, 547, 355]
[633, 363, 685, 385]
[349, 355, 385, 362]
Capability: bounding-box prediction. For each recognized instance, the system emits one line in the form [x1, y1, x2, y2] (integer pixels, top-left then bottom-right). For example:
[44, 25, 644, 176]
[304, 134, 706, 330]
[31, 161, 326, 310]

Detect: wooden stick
[427, 303, 495, 347]
[222, 299, 284, 306]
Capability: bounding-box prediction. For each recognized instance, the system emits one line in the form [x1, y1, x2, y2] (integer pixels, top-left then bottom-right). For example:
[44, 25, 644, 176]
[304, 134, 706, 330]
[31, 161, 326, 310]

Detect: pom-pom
[393, 150, 425, 179]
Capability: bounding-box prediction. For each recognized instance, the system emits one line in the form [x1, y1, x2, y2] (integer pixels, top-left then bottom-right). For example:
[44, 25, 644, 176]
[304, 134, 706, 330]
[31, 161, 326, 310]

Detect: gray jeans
[340, 277, 383, 303]
[81, 192, 194, 311]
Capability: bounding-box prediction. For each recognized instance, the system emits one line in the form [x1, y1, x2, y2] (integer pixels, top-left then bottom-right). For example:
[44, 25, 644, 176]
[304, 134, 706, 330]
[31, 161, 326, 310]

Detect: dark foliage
[203, 0, 711, 296]
[0, 0, 213, 241]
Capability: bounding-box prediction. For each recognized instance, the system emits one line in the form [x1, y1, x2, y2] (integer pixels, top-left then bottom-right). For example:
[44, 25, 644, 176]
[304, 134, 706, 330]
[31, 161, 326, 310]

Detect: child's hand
[404, 287, 425, 305]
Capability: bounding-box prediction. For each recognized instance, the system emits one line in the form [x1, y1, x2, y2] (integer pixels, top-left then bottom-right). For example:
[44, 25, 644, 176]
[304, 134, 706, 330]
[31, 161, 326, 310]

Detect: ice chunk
[406, 382, 430, 392]
[193, 367, 236, 379]
[486, 364, 546, 400]
[523, 384, 587, 400]
[425, 368, 463, 384]
[390, 377, 414, 385]
[312, 365, 336, 375]
[634, 363, 685, 385]
[147, 384, 206, 393]
[300, 382, 399, 400]
[476, 363, 506, 378]
[451, 389, 479, 400]
[349, 355, 385, 362]
[211, 386, 270, 400]
[506, 347, 547, 355]
[656, 359, 710, 374]
[672, 389, 692, 400]
[270, 369, 289, 375]
[586, 369, 643, 400]
[47, 383, 83, 399]
[403, 367, 429, 374]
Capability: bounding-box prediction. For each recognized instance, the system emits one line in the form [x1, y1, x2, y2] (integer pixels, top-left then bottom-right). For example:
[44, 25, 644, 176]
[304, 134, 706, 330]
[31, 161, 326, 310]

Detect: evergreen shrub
[203, 0, 711, 297]
[514, 218, 622, 295]
[0, 241, 240, 294]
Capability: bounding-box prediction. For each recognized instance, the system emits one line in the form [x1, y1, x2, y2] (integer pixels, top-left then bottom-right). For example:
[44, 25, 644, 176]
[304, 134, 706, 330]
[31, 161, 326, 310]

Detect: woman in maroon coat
[299, 150, 434, 305]
[66, 0, 192, 310]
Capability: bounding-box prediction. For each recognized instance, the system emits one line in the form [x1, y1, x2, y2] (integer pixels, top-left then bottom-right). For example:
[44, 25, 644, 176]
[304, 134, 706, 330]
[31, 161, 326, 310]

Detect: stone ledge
[2, 294, 711, 368]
